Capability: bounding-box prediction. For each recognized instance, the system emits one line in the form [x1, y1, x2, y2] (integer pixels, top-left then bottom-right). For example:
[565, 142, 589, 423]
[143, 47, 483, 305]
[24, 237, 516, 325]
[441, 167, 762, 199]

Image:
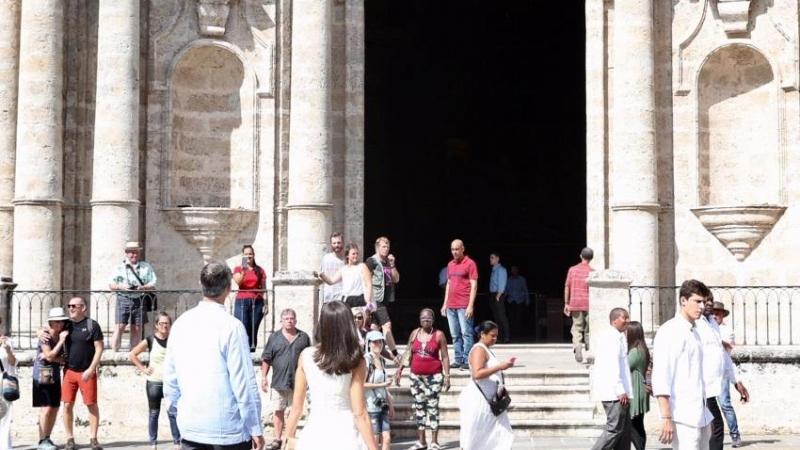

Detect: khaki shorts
[271, 388, 293, 411]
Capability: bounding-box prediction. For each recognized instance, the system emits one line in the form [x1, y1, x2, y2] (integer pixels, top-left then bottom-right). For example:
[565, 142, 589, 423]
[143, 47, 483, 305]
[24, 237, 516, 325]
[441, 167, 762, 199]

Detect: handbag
[0, 358, 19, 402]
[126, 264, 158, 312]
[473, 347, 511, 416]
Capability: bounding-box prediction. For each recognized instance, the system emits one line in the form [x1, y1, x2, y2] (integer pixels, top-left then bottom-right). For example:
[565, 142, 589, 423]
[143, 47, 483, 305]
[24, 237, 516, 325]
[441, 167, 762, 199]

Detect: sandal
[65, 438, 76, 450]
[429, 444, 441, 450]
[408, 442, 427, 450]
[265, 440, 282, 450]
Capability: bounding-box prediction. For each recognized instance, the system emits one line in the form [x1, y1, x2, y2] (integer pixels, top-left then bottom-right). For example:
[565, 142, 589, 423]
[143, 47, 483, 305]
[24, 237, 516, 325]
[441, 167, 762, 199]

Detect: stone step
[393, 369, 589, 387]
[388, 384, 592, 404]
[389, 419, 604, 439]
[392, 401, 596, 421]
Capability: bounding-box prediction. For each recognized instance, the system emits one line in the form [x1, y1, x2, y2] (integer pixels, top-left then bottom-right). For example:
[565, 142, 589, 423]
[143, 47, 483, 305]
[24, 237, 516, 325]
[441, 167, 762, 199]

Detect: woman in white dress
[0, 315, 17, 449]
[284, 301, 378, 450]
[459, 320, 514, 450]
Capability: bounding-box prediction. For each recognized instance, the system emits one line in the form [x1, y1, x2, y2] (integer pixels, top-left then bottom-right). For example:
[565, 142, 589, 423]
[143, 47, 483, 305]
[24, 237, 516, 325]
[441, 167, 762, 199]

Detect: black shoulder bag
[0, 358, 19, 402]
[126, 264, 158, 312]
[473, 347, 511, 416]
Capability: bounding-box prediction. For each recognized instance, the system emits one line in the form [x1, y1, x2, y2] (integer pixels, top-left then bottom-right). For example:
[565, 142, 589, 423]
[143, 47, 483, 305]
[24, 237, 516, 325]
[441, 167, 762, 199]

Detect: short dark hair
[490, 251, 501, 259]
[580, 247, 594, 261]
[477, 320, 499, 335]
[609, 307, 628, 323]
[330, 232, 343, 240]
[200, 261, 232, 298]
[314, 301, 363, 375]
[679, 279, 710, 304]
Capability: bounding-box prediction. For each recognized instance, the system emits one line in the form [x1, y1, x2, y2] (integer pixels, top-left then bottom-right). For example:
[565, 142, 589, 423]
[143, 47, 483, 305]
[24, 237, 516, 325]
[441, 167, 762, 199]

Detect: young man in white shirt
[696, 293, 727, 450]
[653, 279, 713, 450]
[319, 232, 345, 303]
[590, 307, 633, 450]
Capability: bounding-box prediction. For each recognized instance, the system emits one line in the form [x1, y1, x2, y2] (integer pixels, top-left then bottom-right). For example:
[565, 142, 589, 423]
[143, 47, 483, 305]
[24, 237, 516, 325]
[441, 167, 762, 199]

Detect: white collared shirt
[591, 326, 632, 402]
[164, 301, 263, 444]
[653, 313, 712, 428]
[696, 315, 725, 397]
[320, 252, 344, 302]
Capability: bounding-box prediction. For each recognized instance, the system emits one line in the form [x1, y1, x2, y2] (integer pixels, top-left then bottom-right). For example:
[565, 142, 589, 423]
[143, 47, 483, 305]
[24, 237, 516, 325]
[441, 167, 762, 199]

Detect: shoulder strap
[0, 358, 4, 373]
[146, 335, 154, 352]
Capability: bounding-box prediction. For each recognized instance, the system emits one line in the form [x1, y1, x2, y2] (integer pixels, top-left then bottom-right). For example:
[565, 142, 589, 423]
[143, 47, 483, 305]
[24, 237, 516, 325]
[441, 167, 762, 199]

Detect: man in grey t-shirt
[260, 309, 311, 449]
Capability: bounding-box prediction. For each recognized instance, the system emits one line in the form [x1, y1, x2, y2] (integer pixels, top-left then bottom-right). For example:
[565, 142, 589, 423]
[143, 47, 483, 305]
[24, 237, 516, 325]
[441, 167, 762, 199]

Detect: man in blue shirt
[164, 261, 264, 450]
[505, 265, 532, 340]
[488, 252, 511, 343]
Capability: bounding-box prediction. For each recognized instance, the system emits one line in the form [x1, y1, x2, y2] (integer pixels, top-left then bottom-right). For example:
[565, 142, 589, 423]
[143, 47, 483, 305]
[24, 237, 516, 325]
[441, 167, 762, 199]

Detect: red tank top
[410, 330, 443, 375]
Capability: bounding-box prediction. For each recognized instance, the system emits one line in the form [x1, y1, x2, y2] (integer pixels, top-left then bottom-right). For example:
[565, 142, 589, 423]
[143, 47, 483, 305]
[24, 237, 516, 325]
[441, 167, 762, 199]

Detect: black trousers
[488, 292, 511, 342]
[631, 414, 646, 450]
[181, 439, 251, 450]
[707, 396, 725, 450]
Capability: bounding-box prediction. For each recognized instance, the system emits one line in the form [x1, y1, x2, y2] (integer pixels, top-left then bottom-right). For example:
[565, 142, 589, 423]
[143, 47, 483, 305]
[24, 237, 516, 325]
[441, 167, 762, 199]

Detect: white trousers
[673, 422, 711, 450]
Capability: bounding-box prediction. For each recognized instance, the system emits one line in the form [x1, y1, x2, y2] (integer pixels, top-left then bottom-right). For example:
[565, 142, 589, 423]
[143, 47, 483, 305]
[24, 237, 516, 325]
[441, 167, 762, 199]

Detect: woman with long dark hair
[626, 321, 650, 450]
[284, 301, 378, 450]
[232, 244, 268, 352]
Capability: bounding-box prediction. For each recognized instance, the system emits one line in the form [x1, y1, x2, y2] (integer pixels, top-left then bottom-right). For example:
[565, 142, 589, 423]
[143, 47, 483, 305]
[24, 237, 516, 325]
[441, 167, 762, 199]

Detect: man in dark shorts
[109, 241, 157, 352]
[260, 309, 311, 450]
[62, 297, 104, 450]
[365, 236, 400, 358]
[34, 307, 70, 450]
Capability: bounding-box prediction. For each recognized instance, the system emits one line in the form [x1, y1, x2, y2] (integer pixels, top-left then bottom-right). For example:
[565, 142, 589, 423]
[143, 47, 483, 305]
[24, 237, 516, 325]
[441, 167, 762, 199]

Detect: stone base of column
[586, 270, 632, 364]
[272, 271, 320, 342]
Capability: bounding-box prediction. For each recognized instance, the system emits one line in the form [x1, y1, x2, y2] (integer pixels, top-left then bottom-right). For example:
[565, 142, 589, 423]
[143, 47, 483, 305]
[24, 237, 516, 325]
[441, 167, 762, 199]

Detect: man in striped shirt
[564, 247, 594, 362]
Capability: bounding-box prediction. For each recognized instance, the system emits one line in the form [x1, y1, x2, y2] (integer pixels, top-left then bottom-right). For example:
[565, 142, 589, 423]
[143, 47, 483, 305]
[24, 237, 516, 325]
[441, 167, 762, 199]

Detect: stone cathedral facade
[0, 1, 798, 329]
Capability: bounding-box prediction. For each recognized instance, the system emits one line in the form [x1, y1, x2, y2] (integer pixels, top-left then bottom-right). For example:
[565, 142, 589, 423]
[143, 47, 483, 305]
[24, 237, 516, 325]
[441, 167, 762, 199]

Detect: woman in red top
[232, 245, 268, 352]
[396, 308, 450, 450]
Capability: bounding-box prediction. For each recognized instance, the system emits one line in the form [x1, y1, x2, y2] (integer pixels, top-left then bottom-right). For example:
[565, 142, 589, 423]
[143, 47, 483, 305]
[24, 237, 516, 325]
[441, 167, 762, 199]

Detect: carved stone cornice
[716, 0, 753, 36]
[162, 207, 258, 261]
[196, 0, 231, 37]
[692, 205, 786, 261]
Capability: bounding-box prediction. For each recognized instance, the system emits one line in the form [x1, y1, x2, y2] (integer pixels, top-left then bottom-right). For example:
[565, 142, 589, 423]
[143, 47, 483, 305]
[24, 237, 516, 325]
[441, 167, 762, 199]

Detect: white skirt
[458, 382, 514, 450]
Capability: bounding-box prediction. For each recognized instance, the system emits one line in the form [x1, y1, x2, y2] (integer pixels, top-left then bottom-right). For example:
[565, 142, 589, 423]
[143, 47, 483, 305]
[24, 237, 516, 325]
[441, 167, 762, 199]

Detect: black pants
[631, 414, 646, 450]
[707, 396, 724, 450]
[591, 400, 631, 450]
[488, 292, 511, 342]
[181, 439, 251, 450]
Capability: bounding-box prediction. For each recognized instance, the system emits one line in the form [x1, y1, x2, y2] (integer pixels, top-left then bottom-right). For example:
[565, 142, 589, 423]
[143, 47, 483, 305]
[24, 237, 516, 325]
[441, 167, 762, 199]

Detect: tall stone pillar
[274, 0, 332, 333]
[13, 0, 65, 291]
[610, 0, 659, 290]
[90, 0, 140, 288]
[0, 2, 21, 279]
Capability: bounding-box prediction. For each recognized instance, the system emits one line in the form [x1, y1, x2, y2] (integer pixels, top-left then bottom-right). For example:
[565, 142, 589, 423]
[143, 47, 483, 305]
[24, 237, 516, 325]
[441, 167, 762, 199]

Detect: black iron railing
[9, 289, 275, 350]
[630, 286, 799, 346]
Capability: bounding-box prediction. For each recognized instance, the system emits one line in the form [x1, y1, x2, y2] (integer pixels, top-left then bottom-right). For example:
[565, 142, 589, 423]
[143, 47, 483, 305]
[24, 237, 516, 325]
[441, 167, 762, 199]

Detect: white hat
[124, 241, 143, 251]
[47, 307, 69, 322]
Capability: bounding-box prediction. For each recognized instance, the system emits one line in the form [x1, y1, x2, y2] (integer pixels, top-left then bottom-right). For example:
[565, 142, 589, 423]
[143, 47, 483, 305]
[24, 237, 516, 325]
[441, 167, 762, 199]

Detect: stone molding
[88, 199, 142, 207]
[162, 207, 258, 261]
[285, 202, 334, 211]
[716, 0, 753, 36]
[196, 0, 231, 37]
[11, 198, 64, 206]
[588, 269, 633, 288]
[691, 205, 786, 261]
[272, 270, 321, 286]
[609, 202, 662, 213]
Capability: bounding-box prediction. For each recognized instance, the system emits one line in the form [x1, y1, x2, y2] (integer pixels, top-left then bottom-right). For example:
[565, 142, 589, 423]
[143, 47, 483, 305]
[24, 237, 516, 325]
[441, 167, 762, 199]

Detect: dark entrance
[364, 2, 586, 342]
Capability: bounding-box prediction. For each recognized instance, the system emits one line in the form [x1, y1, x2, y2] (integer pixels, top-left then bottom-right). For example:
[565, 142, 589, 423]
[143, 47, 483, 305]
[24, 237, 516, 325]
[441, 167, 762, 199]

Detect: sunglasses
[156, 322, 171, 326]
[354, 316, 364, 320]
[67, 304, 83, 309]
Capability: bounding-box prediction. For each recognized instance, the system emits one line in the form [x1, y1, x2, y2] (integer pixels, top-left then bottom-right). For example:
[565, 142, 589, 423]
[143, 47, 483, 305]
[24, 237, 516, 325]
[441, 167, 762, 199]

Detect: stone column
[610, 0, 659, 287]
[586, 270, 632, 364]
[90, 0, 140, 290]
[0, 2, 20, 279]
[13, 0, 65, 291]
[274, 0, 332, 332]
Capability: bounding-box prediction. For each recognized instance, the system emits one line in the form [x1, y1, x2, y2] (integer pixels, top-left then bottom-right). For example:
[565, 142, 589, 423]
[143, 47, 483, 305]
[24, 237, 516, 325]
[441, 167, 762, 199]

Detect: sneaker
[450, 362, 461, 369]
[407, 441, 427, 450]
[732, 437, 743, 448]
[90, 438, 103, 450]
[459, 364, 469, 371]
[65, 438, 76, 450]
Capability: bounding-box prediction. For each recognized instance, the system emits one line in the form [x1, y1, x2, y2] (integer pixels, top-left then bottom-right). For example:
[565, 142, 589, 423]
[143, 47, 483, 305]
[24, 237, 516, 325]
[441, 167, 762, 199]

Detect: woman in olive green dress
[626, 321, 650, 450]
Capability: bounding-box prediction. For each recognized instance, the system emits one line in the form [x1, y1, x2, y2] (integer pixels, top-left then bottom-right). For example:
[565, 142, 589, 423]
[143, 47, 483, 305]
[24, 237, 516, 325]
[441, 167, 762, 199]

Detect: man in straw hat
[109, 241, 157, 352]
[34, 307, 70, 450]
[711, 301, 749, 448]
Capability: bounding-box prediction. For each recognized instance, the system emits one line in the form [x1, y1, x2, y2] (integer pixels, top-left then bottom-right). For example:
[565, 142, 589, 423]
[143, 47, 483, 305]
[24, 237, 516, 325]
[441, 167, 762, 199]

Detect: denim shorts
[117, 295, 147, 325]
[369, 410, 391, 433]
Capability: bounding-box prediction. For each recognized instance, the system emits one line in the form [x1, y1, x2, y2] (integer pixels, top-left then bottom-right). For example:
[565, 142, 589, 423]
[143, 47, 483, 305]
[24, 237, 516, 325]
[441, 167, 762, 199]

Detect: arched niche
[697, 45, 779, 206]
[166, 42, 257, 209]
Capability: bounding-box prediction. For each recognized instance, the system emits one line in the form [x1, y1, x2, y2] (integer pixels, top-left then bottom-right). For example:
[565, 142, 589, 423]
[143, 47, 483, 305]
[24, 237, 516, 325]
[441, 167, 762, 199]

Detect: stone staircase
[388, 343, 603, 439]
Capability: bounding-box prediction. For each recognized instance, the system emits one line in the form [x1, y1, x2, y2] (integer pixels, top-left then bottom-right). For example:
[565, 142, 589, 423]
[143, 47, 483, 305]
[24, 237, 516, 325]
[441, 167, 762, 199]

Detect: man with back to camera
[365, 236, 401, 357]
[564, 247, 594, 362]
[164, 261, 264, 450]
[62, 297, 104, 450]
[653, 279, 713, 450]
[590, 307, 632, 450]
[320, 232, 345, 303]
[440, 239, 478, 370]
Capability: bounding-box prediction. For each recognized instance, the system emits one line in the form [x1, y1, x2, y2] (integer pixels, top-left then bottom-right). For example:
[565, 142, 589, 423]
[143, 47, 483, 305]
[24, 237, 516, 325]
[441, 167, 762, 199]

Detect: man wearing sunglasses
[62, 297, 104, 450]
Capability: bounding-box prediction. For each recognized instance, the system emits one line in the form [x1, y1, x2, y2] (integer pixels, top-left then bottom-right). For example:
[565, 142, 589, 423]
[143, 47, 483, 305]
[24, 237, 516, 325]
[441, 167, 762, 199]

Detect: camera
[129, 285, 138, 290]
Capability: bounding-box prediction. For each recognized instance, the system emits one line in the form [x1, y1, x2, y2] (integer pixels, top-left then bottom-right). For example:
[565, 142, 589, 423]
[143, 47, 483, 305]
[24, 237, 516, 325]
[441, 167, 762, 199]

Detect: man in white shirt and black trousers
[590, 307, 632, 450]
[654, 279, 713, 450]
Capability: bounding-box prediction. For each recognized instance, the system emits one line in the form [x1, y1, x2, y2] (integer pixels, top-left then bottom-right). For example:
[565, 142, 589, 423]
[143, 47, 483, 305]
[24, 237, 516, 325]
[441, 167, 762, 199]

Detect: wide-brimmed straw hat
[124, 241, 143, 251]
[47, 307, 69, 322]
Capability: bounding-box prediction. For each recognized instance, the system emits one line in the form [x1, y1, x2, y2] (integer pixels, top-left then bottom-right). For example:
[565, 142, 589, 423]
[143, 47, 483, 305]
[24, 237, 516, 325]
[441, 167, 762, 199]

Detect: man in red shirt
[564, 247, 594, 362]
[440, 239, 478, 370]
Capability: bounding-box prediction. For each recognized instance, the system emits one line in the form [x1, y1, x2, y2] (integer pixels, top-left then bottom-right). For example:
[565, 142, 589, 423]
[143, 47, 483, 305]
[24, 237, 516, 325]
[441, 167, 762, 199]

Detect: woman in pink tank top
[395, 308, 450, 450]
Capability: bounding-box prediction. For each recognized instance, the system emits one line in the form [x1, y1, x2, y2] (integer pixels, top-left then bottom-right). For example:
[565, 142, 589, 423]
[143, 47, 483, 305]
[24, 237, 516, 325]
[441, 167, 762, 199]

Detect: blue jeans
[719, 379, 740, 440]
[234, 298, 264, 350]
[146, 380, 180, 445]
[446, 308, 474, 365]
